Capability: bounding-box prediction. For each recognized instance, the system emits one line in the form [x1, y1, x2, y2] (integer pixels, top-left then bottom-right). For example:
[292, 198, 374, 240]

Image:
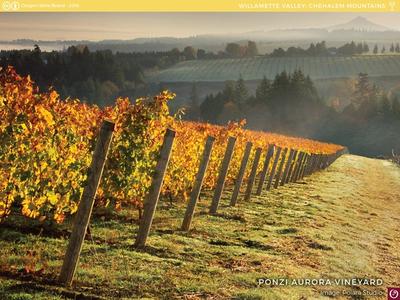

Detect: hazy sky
[0, 12, 399, 41]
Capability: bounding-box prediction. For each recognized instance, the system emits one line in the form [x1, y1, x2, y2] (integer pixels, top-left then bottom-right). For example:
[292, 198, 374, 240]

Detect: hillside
[1, 154, 399, 299]
[149, 55, 400, 82]
[327, 16, 390, 32]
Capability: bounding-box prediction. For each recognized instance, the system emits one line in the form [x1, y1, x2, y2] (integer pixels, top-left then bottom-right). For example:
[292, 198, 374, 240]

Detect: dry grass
[1, 154, 399, 299]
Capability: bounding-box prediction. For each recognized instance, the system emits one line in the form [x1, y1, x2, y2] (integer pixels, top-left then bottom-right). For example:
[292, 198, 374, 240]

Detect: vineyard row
[59, 120, 348, 285]
[0, 66, 342, 224]
[152, 54, 400, 82]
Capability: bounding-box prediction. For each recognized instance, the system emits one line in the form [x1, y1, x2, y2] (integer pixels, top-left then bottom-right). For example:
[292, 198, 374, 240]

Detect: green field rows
[149, 55, 400, 82]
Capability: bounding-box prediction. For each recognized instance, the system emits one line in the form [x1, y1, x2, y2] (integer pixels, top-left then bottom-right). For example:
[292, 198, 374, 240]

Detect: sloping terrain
[149, 55, 400, 82]
[0, 154, 399, 299]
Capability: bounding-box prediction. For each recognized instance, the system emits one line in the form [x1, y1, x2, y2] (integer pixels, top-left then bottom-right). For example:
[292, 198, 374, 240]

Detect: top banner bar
[1, 0, 399, 12]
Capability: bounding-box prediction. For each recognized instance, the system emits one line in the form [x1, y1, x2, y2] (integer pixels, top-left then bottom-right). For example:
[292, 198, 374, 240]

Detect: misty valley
[2, 17, 400, 157]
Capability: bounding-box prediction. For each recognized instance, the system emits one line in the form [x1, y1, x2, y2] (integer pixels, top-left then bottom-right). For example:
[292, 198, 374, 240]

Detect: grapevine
[0, 67, 343, 223]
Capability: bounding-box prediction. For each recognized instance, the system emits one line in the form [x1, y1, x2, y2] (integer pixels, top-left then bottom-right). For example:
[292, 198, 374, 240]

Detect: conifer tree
[190, 81, 199, 108]
[392, 96, 400, 117]
[373, 44, 378, 54]
[235, 75, 249, 105]
[255, 76, 271, 104]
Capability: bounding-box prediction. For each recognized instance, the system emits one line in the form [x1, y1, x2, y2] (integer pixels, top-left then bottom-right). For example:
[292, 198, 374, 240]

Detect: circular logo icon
[389, 289, 399, 299]
[10, 1, 19, 10]
[2, 1, 11, 10]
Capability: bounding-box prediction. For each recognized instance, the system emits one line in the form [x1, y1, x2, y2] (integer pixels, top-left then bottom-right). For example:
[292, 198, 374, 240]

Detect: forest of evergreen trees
[0, 45, 199, 105]
[187, 71, 400, 156]
[178, 40, 400, 59]
[270, 41, 400, 57]
[1, 40, 398, 104]
[2, 44, 400, 156]
[196, 71, 399, 123]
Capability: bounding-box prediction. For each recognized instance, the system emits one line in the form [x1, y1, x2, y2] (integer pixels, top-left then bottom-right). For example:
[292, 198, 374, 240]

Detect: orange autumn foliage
[0, 67, 343, 223]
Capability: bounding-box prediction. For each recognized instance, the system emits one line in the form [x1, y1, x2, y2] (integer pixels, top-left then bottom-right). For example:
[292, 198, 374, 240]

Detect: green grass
[1, 155, 399, 299]
[149, 55, 400, 82]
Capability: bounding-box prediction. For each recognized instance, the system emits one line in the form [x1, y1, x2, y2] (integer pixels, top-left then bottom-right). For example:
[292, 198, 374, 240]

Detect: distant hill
[148, 55, 400, 83]
[327, 16, 391, 32]
[1, 17, 399, 53]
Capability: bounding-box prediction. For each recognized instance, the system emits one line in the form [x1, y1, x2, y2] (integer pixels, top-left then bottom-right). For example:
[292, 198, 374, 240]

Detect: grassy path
[1, 154, 399, 299]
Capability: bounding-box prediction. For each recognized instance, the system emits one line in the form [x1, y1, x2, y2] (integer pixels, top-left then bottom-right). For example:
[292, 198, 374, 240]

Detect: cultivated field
[149, 55, 400, 82]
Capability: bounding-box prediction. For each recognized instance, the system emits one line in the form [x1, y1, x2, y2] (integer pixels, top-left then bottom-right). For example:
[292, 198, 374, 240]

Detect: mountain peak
[352, 16, 368, 22]
[328, 16, 391, 32]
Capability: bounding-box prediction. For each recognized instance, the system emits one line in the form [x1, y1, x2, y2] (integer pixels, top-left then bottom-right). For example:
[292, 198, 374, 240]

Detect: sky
[0, 12, 399, 41]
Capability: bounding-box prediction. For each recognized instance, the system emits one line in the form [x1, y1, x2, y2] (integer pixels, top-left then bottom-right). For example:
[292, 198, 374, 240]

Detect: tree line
[161, 40, 400, 60]
[2, 42, 399, 110]
[0, 45, 204, 105]
[342, 73, 400, 119]
[372, 43, 400, 54]
[163, 41, 400, 60]
[270, 41, 400, 57]
[186, 71, 400, 156]
[173, 40, 400, 59]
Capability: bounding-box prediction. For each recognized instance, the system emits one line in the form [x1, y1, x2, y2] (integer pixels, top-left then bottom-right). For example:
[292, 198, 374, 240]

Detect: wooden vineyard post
[312, 154, 320, 172]
[319, 155, 324, 169]
[294, 153, 305, 181]
[289, 152, 299, 183]
[304, 155, 311, 176]
[280, 149, 295, 186]
[300, 153, 308, 179]
[310, 154, 318, 174]
[299, 154, 310, 179]
[328, 154, 334, 167]
[230, 142, 252, 207]
[326, 155, 331, 167]
[59, 121, 115, 286]
[310, 154, 317, 175]
[290, 151, 302, 182]
[317, 154, 323, 171]
[285, 150, 298, 183]
[266, 147, 282, 191]
[331, 151, 339, 165]
[182, 136, 215, 231]
[323, 155, 330, 169]
[314, 154, 322, 172]
[244, 147, 262, 201]
[255, 144, 275, 196]
[292, 152, 305, 182]
[209, 136, 236, 214]
[135, 129, 176, 248]
[273, 148, 288, 189]
[324, 155, 329, 168]
[305, 154, 315, 176]
[320, 155, 325, 169]
[327, 154, 334, 167]
[313, 154, 320, 172]
[320, 155, 327, 169]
